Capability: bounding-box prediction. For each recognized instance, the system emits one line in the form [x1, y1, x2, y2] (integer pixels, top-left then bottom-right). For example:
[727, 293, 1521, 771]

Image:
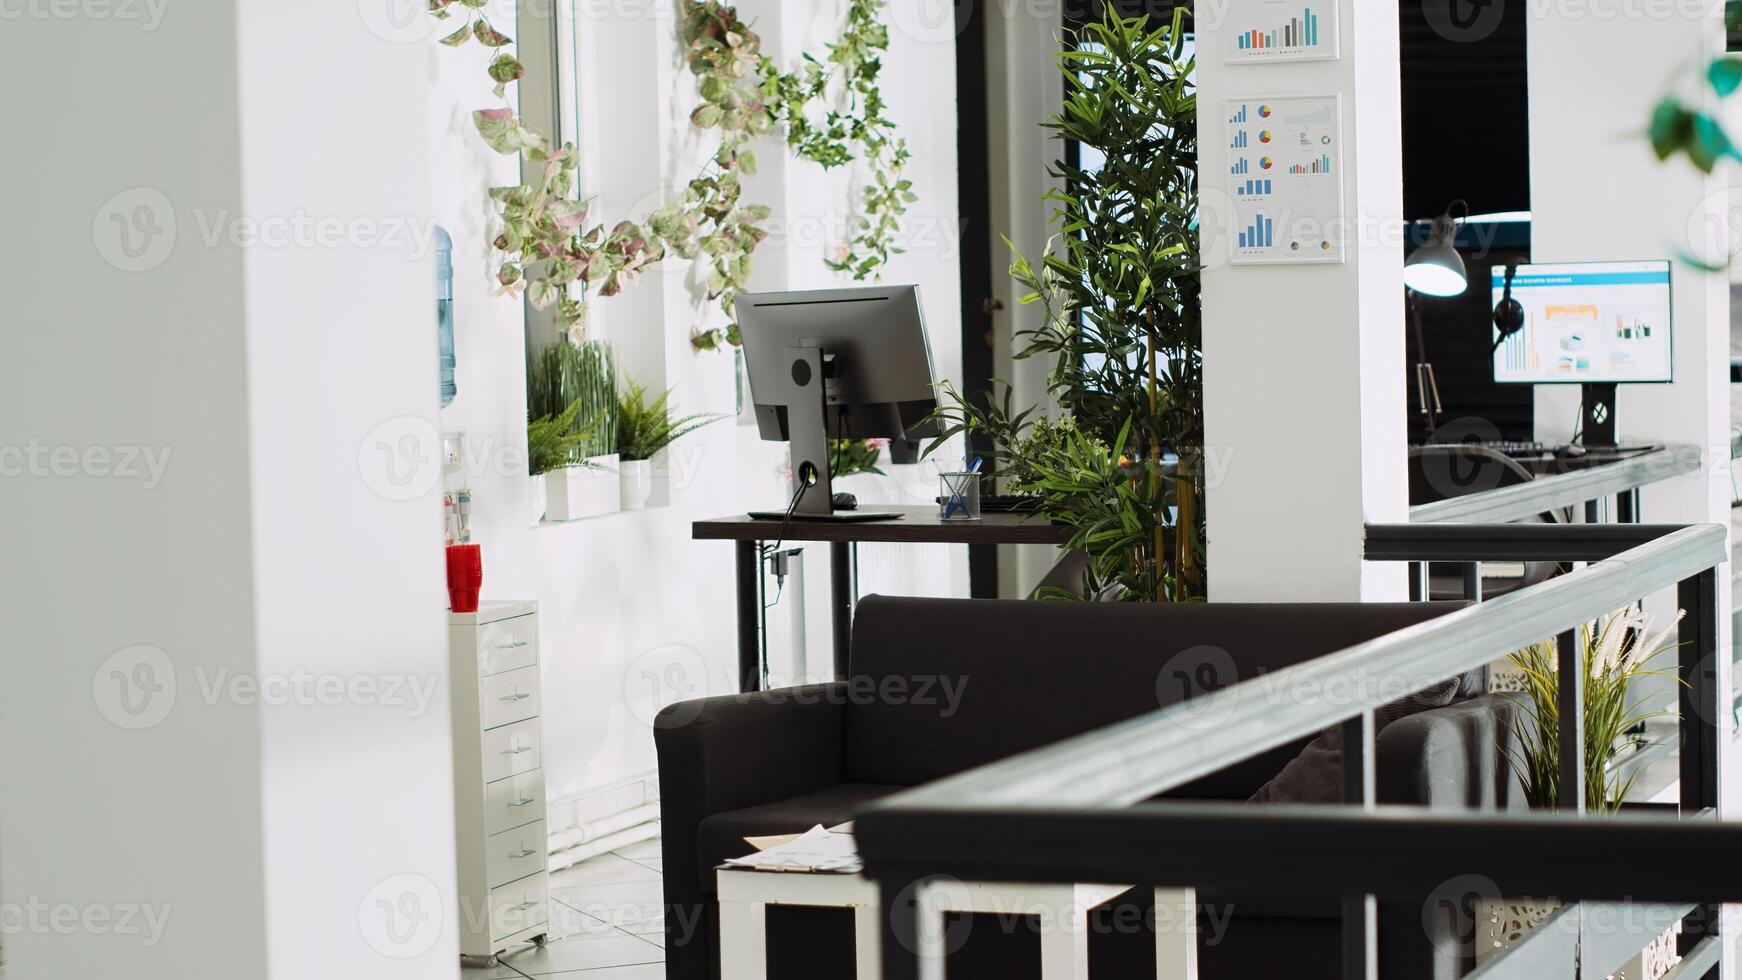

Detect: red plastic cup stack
[446, 543, 483, 613]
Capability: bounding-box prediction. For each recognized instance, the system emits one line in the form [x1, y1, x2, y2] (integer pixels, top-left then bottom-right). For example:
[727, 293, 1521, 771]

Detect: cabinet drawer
[486, 820, 549, 889]
[485, 770, 546, 836]
[488, 872, 548, 942]
[481, 665, 540, 731]
[481, 719, 541, 783]
[477, 615, 538, 676]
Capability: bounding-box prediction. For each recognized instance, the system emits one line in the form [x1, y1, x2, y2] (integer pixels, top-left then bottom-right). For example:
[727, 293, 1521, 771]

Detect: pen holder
[939, 472, 982, 522]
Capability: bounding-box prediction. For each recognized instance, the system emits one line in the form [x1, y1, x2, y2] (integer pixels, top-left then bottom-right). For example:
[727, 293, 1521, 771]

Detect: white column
[1527, 4, 1736, 966]
[1199, 2, 1410, 601]
[984, 2, 1068, 597]
[0, 3, 456, 979]
[1526, 7, 1732, 547]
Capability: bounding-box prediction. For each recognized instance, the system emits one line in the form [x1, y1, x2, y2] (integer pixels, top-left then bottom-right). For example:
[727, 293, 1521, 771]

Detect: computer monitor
[735, 285, 938, 519]
[1491, 261, 1673, 384]
[1491, 259, 1672, 447]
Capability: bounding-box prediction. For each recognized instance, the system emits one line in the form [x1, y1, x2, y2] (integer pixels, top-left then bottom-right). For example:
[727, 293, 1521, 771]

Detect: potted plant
[1476, 606, 1683, 967]
[614, 379, 723, 509]
[526, 400, 598, 522]
[529, 339, 619, 521]
[1504, 605, 1682, 812]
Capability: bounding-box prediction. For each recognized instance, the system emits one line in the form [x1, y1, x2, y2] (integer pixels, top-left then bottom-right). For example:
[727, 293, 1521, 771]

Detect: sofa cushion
[842, 596, 1464, 787]
[695, 782, 903, 888]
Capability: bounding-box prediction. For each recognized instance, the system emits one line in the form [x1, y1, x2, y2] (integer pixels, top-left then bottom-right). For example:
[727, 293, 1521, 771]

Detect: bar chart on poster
[1225, 0, 1338, 63]
[1225, 96, 1346, 265]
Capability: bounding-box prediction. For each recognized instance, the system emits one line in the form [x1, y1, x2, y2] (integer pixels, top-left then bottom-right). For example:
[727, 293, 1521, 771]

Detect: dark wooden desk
[694, 507, 1071, 691]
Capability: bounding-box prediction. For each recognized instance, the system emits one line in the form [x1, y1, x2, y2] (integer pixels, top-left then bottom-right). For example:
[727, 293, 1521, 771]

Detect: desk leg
[1619, 487, 1638, 523]
[1154, 888, 1199, 980]
[737, 540, 760, 693]
[831, 542, 853, 680]
[853, 904, 883, 980]
[719, 898, 767, 980]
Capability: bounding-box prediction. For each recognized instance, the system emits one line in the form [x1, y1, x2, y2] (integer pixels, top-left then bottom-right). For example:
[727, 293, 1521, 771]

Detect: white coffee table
[717, 866, 1198, 980]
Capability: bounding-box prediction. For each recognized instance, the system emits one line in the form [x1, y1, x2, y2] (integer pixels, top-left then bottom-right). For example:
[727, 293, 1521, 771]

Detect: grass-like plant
[615, 380, 723, 462]
[528, 340, 616, 460]
[1505, 606, 1683, 812]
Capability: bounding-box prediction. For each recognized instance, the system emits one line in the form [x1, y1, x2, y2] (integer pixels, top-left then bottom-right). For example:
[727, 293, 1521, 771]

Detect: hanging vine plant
[431, 0, 912, 351]
[760, 0, 914, 279]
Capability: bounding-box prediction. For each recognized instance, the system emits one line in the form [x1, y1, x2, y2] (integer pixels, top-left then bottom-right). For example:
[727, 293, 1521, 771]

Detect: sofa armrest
[1376, 693, 1524, 809]
[655, 682, 849, 818]
[656, 681, 849, 931]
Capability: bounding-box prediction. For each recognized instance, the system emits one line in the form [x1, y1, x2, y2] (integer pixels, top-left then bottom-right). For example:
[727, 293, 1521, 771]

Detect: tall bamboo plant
[928, 8, 1202, 601]
[528, 340, 617, 461]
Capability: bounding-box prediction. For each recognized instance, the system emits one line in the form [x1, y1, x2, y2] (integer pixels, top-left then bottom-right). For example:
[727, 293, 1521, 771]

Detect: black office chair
[1407, 444, 1566, 600]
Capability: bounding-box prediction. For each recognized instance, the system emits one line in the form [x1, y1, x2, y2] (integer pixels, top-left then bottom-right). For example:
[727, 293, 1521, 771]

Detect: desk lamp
[1403, 201, 1470, 439]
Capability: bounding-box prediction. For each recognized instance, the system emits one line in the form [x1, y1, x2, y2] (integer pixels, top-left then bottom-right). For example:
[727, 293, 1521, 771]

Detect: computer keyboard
[1480, 440, 1549, 458]
[1414, 440, 1662, 460]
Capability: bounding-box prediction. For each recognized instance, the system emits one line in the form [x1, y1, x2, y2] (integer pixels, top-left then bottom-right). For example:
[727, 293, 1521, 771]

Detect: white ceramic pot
[529, 473, 548, 524]
[620, 458, 655, 510]
[544, 455, 621, 522]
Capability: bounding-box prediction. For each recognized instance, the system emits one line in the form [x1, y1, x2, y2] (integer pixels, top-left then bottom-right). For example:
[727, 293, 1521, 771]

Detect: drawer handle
[504, 746, 533, 755]
[508, 901, 537, 912]
[494, 640, 528, 650]
[498, 692, 531, 703]
[511, 848, 537, 860]
[508, 797, 537, 808]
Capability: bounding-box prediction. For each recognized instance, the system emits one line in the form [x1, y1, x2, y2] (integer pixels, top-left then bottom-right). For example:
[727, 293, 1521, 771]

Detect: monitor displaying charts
[1491, 261, 1673, 384]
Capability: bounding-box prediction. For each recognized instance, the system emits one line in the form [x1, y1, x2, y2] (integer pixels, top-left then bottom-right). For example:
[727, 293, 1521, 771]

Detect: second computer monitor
[1491, 260, 1673, 385]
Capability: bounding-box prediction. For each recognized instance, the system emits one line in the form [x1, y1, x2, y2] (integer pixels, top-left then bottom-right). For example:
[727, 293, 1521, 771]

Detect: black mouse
[1556, 443, 1588, 460]
[831, 491, 858, 510]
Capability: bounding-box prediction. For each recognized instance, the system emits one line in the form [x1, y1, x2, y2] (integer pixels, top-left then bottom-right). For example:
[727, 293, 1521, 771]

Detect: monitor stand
[1580, 382, 1617, 450]
[747, 344, 902, 523]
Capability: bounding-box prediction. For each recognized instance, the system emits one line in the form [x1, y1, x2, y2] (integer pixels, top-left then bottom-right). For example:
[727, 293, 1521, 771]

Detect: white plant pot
[528, 473, 548, 525]
[1475, 898, 1679, 978]
[544, 455, 620, 522]
[620, 459, 655, 510]
[1475, 898, 1562, 965]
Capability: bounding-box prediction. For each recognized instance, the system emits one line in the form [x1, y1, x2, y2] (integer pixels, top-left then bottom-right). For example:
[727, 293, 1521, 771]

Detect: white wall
[429, 0, 965, 805]
[237, 5, 458, 977]
[1526, 10, 1736, 967]
[1526, 3, 1734, 713]
[1198, 0, 1410, 602]
[1, 3, 456, 979]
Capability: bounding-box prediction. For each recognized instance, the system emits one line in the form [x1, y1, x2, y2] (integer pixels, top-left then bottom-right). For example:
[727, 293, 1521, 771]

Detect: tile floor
[465, 838, 667, 980]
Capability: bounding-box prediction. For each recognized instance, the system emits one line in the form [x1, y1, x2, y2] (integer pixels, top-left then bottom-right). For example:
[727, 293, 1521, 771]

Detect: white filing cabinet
[451, 600, 551, 957]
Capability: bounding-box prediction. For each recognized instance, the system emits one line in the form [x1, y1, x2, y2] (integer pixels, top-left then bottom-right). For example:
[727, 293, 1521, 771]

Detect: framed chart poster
[1223, 0, 1339, 63]
[1225, 96, 1346, 265]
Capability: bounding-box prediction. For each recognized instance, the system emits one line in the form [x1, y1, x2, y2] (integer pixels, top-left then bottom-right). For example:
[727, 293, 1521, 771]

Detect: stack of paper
[723, 825, 862, 874]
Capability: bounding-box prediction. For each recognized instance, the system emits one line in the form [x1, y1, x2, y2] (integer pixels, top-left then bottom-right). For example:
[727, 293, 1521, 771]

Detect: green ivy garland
[431, 0, 911, 351]
[760, 0, 914, 280]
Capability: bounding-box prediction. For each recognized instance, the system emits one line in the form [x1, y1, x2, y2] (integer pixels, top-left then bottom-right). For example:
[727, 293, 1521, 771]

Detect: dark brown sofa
[655, 595, 1520, 980]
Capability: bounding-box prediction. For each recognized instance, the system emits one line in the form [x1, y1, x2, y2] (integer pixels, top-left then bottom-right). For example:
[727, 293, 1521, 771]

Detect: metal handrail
[870, 524, 1722, 811]
[1408, 444, 1701, 524]
[857, 521, 1728, 980]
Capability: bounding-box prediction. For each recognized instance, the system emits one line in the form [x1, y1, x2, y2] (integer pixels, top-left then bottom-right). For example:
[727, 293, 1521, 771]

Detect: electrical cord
[762, 465, 817, 611]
